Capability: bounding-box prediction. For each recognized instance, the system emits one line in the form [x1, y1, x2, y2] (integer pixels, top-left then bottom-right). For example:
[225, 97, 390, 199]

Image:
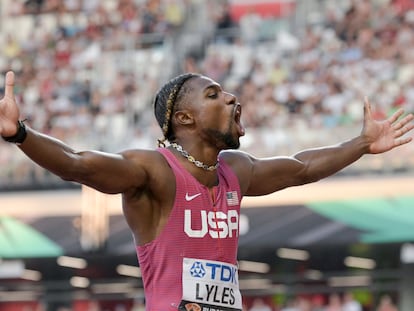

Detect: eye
[207, 92, 218, 99]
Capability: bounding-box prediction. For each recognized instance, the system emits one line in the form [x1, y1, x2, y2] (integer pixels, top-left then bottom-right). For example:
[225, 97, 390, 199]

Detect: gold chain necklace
[171, 142, 219, 171]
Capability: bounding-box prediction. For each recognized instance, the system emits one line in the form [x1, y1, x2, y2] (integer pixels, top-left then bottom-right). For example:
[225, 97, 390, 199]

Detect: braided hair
[154, 73, 200, 147]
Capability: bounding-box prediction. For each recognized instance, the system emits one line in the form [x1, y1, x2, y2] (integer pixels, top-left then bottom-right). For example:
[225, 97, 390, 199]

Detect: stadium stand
[0, 0, 414, 191]
[1, 1, 414, 310]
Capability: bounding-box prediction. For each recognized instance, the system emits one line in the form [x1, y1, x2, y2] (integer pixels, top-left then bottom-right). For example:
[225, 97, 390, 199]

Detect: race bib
[179, 258, 242, 311]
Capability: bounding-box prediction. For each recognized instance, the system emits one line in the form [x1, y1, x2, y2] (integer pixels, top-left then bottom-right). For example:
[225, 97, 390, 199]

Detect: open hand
[362, 97, 414, 154]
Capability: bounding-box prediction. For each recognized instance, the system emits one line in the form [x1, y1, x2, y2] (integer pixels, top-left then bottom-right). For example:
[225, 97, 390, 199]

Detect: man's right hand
[0, 71, 21, 137]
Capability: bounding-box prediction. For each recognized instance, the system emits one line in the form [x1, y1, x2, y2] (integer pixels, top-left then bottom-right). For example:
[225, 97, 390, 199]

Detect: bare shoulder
[219, 149, 255, 166]
[219, 150, 255, 194]
[120, 148, 174, 190]
[121, 148, 172, 174]
[121, 148, 167, 165]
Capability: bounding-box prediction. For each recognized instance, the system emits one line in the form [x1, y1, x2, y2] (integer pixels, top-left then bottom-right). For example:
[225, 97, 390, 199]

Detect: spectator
[376, 295, 399, 311]
[324, 293, 342, 311]
[249, 298, 272, 311]
[342, 292, 362, 311]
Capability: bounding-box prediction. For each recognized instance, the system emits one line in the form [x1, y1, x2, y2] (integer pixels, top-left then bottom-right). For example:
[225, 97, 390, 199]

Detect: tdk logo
[189, 261, 238, 285]
[190, 262, 206, 278]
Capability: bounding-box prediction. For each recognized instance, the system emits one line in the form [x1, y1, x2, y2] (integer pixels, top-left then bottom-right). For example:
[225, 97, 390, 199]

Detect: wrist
[2, 120, 28, 144]
[356, 134, 371, 154]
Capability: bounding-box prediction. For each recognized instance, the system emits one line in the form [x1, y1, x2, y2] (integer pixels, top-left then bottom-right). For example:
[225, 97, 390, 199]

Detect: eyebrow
[203, 83, 222, 93]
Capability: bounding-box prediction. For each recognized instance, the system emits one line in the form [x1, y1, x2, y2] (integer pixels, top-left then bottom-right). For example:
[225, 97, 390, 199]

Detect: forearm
[294, 135, 370, 183]
[17, 127, 83, 181]
[14, 127, 148, 194]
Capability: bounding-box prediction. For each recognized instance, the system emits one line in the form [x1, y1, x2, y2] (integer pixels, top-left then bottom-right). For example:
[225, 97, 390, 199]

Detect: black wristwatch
[2, 120, 27, 144]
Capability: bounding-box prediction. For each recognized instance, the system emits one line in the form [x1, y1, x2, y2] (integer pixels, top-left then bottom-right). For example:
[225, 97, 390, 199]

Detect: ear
[174, 110, 195, 126]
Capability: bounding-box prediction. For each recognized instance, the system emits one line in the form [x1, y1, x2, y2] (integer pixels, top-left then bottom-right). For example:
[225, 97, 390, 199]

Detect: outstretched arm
[0, 71, 149, 194]
[229, 98, 414, 196]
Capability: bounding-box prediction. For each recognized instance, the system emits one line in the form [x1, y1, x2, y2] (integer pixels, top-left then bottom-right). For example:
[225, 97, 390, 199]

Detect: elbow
[292, 176, 319, 187]
[295, 166, 323, 186]
[60, 173, 82, 183]
[58, 152, 93, 183]
[58, 168, 87, 184]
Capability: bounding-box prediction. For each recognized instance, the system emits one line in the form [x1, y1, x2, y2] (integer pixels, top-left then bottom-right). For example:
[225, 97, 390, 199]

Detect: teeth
[236, 105, 241, 115]
[234, 107, 241, 122]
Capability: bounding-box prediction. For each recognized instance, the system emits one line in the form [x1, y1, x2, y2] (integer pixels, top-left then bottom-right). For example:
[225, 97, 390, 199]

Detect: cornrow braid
[154, 73, 200, 147]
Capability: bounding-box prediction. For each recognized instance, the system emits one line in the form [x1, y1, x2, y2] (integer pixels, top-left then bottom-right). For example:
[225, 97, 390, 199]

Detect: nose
[224, 91, 237, 105]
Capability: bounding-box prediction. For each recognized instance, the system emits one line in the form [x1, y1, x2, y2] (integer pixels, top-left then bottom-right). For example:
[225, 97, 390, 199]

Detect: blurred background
[0, 0, 413, 310]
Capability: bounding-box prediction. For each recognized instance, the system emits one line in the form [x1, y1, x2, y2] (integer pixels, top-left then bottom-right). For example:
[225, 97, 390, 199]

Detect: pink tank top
[137, 148, 243, 311]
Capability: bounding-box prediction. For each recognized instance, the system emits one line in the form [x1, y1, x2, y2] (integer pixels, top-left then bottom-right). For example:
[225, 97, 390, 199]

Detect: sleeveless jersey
[136, 148, 243, 311]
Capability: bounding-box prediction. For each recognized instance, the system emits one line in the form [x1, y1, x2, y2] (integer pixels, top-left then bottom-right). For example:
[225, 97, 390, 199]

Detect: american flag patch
[226, 191, 239, 206]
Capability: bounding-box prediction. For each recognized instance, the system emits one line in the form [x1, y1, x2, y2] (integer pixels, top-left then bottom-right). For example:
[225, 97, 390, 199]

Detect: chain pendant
[170, 143, 219, 171]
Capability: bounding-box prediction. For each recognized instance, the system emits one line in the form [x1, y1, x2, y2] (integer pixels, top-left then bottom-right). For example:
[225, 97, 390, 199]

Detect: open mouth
[234, 104, 245, 136]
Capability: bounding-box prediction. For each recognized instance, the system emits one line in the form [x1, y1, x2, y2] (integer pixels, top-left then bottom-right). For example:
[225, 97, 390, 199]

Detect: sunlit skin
[171, 76, 243, 154]
[1, 71, 414, 247]
[195, 81, 242, 150]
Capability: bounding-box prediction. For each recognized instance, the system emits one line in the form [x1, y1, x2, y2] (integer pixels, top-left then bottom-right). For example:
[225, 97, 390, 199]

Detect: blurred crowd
[189, 0, 414, 167]
[2, 292, 398, 311]
[0, 0, 414, 190]
[0, 0, 187, 189]
[242, 292, 399, 311]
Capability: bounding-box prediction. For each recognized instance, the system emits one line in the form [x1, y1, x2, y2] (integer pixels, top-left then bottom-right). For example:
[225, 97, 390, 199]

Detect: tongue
[237, 121, 245, 136]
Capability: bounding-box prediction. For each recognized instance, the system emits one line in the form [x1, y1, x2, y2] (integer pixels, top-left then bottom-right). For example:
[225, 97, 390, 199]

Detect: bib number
[179, 258, 242, 311]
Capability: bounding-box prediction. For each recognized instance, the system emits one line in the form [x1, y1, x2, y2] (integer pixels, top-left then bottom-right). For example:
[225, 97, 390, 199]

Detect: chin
[223, 137, 240, 150]
[206, 129, 240, 149]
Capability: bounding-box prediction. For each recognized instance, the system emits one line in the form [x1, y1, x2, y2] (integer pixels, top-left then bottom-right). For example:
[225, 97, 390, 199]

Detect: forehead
[188, 75, 221, 91]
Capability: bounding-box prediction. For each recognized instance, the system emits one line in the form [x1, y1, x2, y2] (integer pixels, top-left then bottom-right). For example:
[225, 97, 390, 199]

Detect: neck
[170, 142, 219, 171]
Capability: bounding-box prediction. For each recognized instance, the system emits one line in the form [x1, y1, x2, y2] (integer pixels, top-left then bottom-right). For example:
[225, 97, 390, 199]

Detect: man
[1, 71, 413, 310]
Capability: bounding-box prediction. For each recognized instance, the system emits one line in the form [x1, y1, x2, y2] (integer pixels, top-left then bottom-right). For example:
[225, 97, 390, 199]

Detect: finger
[393, 121, 403, 130]
[388, 108, 404, 124]
[394, 123, 414, 138]
[401, 113, 414, 124]
[363, 96, 371, 118]
[393, 113, 414, 130]
[4, 71, 15, 98]
[395, 136, 412, 147]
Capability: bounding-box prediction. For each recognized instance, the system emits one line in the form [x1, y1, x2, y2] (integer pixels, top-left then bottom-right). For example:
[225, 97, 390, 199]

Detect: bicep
[222, 151, 308, 196]
[245, 155, 308, 196]
[67, 150, 149, 194]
